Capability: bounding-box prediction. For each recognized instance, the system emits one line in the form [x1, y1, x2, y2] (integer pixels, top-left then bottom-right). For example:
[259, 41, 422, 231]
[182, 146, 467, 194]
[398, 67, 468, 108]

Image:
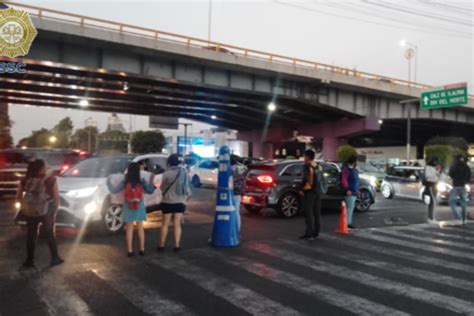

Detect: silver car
[55, 154, 167, 233]
[381, 166, 471, 204]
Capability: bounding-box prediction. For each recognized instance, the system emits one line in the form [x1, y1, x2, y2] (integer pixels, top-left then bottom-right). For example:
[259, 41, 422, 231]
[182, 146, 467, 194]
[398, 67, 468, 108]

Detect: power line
[274, 0, 472, 39]
[312, 1, 471, 38]
[362, 0, 473, 27]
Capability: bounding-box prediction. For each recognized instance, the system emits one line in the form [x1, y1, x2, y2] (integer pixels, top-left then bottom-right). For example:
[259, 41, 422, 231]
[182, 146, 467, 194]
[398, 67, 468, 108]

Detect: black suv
[241, 160, 376, 218]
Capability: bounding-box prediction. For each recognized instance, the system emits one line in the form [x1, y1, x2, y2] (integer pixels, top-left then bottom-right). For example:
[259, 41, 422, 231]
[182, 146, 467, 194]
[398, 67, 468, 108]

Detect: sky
[8, 0, 473, 144]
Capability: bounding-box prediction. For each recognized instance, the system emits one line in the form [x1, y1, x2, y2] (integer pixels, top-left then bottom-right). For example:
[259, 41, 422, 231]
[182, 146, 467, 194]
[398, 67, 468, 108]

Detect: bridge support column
[0, 102, 11, 149]
[322, 137, 345, 161]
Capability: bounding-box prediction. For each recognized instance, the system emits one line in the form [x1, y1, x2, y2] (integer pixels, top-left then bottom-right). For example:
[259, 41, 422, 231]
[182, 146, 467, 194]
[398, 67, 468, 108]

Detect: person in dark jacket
[299, 150, 326, 240]
[341, 155, 360, 229]
[231, 156, 245, 233]
[449, 155, 471, 224]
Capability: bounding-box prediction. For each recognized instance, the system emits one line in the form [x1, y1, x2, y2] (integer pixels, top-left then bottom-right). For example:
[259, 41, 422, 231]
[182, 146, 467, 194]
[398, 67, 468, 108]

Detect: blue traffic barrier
[210, 146, 240, 247]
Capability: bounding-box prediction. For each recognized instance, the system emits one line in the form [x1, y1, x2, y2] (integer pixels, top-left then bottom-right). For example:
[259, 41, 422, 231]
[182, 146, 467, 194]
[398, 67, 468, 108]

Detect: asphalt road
[1, 188, 473, 316]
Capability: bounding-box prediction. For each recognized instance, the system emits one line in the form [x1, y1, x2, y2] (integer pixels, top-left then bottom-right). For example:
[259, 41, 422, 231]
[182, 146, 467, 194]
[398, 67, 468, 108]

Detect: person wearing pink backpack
[107, 162, 155, 257]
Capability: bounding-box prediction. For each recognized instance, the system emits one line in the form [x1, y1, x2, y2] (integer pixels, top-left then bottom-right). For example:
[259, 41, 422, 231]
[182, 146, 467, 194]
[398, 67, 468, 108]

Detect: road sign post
[421, 83, 468, 110]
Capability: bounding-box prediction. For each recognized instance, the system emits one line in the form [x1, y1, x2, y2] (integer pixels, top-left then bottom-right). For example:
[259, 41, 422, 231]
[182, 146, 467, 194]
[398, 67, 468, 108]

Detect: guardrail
[5, 1, 474, 100]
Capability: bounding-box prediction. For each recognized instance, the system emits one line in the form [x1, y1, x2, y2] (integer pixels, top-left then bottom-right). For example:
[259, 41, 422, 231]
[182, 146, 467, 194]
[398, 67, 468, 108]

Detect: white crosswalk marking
[323, 234, 474, 274]
[193, 249, 409, 316]
[245, 242, 474, 314]
[394, 226, 474, 242]
[148, 256, 302, 316]
[356, 231, 474, 260]
[374, 229, 473, 249]
[280, 239, 474, 292]
[91, 266, 194, 315]
[33, 273, 92, 316]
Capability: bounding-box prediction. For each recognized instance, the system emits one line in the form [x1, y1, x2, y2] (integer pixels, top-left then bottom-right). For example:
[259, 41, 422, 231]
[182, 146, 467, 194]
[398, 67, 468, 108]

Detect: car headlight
[436, 182, 450, 192]
[84, 201, 98, 215]
[66, 186, 97, 198]
[466, 184, 471, 192]
[369, 176, 377, 187]
[15, 202, 21, 210]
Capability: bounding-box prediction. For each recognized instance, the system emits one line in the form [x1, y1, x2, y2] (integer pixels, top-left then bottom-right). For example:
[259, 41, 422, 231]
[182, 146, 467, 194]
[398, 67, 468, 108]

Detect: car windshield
[358, 163, 381, 173]
[62, 156, 132, 178]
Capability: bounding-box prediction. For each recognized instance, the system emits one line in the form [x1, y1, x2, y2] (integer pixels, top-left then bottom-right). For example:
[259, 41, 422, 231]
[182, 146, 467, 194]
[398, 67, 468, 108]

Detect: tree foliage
[21, 128, 54, 148]
[52, 117, 74, 148]
[336, 145, 357, 163]
[426, 136, 468, 152]
[425, 145, 466, 169]
[131, 130, 166, 154]
[97, 130, 129, 154]
[70, 126, 99, 152]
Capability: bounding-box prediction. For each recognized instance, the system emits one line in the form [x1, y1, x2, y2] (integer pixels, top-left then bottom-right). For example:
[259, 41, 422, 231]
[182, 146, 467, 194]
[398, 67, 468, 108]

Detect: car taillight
[60, 164, 70, 174]
[257, 175, 273, 184]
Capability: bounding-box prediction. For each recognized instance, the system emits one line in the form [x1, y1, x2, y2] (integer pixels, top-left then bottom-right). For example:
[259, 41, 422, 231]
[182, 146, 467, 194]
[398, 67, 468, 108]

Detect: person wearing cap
[423, 156, 441, 223]
[448, 155, 471, 224]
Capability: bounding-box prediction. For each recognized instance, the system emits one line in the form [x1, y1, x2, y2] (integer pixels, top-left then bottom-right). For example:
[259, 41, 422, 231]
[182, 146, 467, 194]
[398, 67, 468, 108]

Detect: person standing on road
[158, 154, 191, 252]
[299, 150, 326, 240]
[423, 156, 441, 224]
[107, 162, 155, 257]
[16, 159, 64, 269]
[341, 155, 360, 229]
[231, 156, 245, 233]
[449, 155, 471, 224]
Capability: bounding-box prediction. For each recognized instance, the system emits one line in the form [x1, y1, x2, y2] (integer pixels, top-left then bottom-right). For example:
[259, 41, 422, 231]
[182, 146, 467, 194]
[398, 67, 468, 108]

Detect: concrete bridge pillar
[238, 117, 380, 160]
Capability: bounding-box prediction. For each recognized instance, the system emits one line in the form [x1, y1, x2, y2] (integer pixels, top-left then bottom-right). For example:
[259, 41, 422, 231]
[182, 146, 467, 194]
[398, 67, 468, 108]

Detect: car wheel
[244, 205, 262, 214]
[102, 203, 124, 234]
[381, 184, 393, 199]
[278, 192, 301, 218]
[192, 175, 201, 188]
[355, 189, 372, 212]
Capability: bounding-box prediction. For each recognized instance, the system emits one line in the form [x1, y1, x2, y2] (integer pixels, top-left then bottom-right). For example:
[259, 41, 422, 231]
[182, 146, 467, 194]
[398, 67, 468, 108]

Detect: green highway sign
[421, 82, 468, 110]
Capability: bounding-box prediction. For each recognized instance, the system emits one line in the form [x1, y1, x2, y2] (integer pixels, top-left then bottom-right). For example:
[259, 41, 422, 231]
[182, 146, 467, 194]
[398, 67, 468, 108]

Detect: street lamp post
[180, 123, 192, 155]
[208, 0, 213, 41]
[400, 40, 418, 165]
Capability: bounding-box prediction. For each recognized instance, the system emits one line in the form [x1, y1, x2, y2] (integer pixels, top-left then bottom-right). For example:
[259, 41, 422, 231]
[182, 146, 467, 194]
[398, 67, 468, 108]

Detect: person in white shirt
[423, 156, 441, 223]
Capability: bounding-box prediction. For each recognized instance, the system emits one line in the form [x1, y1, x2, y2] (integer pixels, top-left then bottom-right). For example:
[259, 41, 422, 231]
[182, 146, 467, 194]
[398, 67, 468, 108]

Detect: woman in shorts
[158, 154, 191, 252]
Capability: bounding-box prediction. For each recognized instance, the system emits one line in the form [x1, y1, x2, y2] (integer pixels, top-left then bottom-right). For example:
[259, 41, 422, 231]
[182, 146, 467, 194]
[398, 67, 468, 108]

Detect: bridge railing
[6, 2, 474, 100]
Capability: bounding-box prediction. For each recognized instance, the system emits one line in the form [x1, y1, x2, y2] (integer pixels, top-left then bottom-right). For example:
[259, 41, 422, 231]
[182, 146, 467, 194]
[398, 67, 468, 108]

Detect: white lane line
[192, 249, 409, 316]
[355, 231, 474, 260]
[374, 229, 474, 250]
[392, 227, 474, 242]
[323, 234, 474, 274]
[91, 267, 194, 316]
[148, 257, 301, 316]
[281, 239, 474, 293]
[245, 242, 474, 314]
[33, 273, 92, 316]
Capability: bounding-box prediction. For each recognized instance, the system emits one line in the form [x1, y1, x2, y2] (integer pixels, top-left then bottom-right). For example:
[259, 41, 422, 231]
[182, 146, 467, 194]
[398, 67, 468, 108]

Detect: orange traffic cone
[336, 201, 351, 234]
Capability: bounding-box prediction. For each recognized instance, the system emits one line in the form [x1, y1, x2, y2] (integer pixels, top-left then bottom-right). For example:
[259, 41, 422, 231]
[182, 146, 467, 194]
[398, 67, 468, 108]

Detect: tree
[426, 136, 468, 152]
[52, 117, 74, 148]
[0, 115, 13, 149]
[70, 126, 99, 152]
[21, 128, 55, 148]
[131, 130, 167, 154]
[336, 145, 358, 163]
[97, 130, 129, 154]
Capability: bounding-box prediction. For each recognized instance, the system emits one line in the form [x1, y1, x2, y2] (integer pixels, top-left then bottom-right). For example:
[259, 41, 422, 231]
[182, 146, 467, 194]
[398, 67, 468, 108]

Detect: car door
[279, 163, 303, 191]
[321, 163, 341, 201]
[197, 161, 211, 184]
[401, 169, 422, 199]
[386, 167, 404, 196]
[208, 161, 219, 186]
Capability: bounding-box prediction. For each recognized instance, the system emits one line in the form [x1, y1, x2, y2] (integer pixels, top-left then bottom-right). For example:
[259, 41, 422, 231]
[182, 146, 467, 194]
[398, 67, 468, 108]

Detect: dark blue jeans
[25, 207, 59, 264]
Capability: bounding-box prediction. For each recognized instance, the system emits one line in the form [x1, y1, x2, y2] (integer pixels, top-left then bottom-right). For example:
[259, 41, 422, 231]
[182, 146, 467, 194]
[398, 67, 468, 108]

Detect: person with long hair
[107, 162, 155, 257]
[158, 154, 191, 252]
[16, 159, 63, 269]
[424, 156, 441, 223]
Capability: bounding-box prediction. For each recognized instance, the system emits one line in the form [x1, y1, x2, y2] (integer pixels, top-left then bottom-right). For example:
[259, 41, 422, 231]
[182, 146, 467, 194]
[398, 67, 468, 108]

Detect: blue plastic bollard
[210, 146, 240, 247]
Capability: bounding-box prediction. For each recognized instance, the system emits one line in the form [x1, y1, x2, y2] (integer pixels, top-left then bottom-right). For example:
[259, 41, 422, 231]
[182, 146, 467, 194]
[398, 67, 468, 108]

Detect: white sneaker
[427, 218, 438, 225]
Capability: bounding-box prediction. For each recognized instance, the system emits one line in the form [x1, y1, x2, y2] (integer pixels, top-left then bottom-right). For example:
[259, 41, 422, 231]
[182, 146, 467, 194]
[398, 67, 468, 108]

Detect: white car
[190, 159, 219, 187]
[56, 154, 168, 233]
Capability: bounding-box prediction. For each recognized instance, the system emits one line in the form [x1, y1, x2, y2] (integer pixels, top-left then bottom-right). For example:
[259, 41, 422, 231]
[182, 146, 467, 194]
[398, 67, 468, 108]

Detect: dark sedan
[241, 160, 376, 218]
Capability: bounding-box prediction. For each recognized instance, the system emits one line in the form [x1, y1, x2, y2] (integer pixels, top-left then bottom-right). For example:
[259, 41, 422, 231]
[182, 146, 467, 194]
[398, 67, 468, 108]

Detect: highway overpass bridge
[1, 3, 473, 159]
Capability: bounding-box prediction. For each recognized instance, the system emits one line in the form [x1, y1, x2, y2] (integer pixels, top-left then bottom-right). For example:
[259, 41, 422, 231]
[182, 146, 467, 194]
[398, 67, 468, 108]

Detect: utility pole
[400, 99, 418, 165]
[404, 47, 415, 165]
[208, 0, 213, 41]
[179, 123, 192, 155]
